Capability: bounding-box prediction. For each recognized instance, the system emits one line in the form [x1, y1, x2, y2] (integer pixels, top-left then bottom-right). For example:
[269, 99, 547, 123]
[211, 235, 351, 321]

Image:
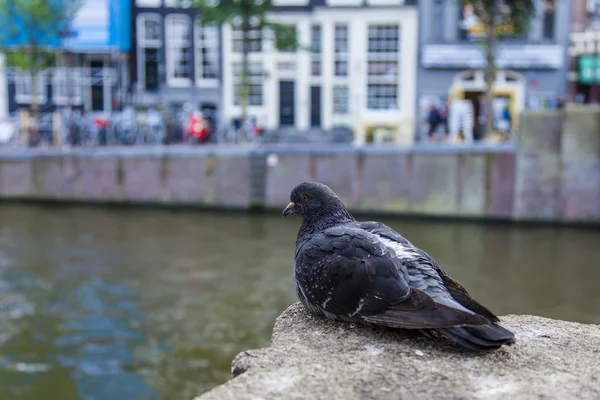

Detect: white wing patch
[373, 233, 475, 315]
[375, 235, 420, 261]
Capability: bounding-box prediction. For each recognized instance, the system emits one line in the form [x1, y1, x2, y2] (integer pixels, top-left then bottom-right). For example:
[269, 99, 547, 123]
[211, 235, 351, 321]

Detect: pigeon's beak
[282, 202, 297, 217]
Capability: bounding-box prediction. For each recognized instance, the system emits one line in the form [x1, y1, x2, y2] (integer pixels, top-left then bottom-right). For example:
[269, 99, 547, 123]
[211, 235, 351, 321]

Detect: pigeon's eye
[300, 194, 310, 202]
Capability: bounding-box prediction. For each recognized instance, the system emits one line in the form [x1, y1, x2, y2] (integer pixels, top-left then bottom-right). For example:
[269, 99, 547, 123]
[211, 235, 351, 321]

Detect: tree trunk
[29, 48, 39, 147]
[484, 5, 497, 142]
[239, 14, 250, 142]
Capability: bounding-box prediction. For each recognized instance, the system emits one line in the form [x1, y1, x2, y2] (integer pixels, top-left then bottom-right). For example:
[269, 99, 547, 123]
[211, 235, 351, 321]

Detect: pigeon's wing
[295, 226, 488, 329]
[358, 221, 500, 323]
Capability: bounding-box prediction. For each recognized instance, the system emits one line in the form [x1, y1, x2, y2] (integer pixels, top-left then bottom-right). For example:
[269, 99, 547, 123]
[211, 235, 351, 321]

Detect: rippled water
[0, 204, 598, 399]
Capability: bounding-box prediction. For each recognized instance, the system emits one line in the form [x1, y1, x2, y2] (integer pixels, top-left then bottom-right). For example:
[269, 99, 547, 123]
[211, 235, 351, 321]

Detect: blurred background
[0, 0, 599, 399]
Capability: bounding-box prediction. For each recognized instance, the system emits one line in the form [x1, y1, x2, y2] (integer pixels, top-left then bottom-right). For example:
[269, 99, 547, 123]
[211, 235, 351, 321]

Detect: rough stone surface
[198, 303, 600, 400]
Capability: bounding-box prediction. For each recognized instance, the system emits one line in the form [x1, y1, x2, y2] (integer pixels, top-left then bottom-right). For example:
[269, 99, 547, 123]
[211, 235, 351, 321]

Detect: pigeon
[282, 181, 515, 352]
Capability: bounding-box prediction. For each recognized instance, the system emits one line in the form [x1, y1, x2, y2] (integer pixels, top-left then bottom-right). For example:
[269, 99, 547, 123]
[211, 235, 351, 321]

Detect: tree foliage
[0, 0, 79, 66]
[194, 0, 297, 128]
[460, 0, 537, 35]
[0, 0, 80, 141]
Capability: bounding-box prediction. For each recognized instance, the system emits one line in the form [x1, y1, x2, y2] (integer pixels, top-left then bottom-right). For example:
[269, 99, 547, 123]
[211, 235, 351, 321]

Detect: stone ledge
[197, 302, 600, 400]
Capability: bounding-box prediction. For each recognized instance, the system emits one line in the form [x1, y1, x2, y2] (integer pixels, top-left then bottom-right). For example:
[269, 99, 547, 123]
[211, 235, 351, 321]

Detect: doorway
[90, 60, 105, 112]
[464, 90, 483, 139]
[279, 81, 295, 126]
[310, 86, 321, 127]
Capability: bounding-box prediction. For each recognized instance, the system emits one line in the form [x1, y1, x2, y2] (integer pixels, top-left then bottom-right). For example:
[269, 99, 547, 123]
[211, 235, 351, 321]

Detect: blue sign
[0, 0, 130, 52]
[0, 0, 63, 48]
[63, 0, 131, 52]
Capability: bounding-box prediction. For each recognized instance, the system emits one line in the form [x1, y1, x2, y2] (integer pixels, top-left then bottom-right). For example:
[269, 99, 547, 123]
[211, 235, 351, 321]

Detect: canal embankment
[0, 106, 598, 224]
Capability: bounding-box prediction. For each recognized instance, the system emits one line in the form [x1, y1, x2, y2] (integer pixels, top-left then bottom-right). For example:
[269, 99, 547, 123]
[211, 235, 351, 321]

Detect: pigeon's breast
[293, 261, 340, 320]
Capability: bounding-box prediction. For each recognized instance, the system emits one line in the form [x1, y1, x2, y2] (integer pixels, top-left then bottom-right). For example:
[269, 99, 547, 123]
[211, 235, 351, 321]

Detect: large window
[137, 14, 162, 91]
[542, 0, 555, 40]
[367, 25, 399, 110]
[333, 85, 348, 114]
[90, 60, 105, 111]
[334, 24, 348, 77]
[233, 62, 263, 106]
[432, 0, 444, 42]
[232, 26, 262, 52]
[165, 15, 192, 87]
[136, 0, 161, 7]
[54, 67, 83, 105]
[165, 0, 192, 7]
[15, 72, 47, 104]
[195, 21, 219, 86]
[311, 25, 321, 76]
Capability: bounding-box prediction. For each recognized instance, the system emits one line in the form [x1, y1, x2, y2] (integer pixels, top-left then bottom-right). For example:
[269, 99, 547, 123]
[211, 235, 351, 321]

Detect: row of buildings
[0, 0, 597, 144]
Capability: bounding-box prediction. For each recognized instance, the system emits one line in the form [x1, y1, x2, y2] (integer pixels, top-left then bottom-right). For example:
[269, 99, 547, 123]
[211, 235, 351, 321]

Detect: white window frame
[86, 60, 115, 112]
[272, 0, 309, 5]
[165, 14, 192, 88]
[367, 24, 400, 110]
[194, 20, 220, 88]
[334, 24, 349, 77]
[326, 0, 362, 6]
[333, 85, 349, 114]
[311, 24, 321, 76]
[232, 25, 262, 53]
[136, 0, 162, 7]
[165, 0, 192, 8]
[15, 71, 47, 104]
[233, 62, 263, 106]
[53, 67, 84, 106]
[137, 13, 163, 91]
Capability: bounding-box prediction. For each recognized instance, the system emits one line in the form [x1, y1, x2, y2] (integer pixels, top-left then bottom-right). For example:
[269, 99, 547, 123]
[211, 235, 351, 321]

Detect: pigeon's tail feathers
[435, 323, 516, 352]
[361, 288, 490, 330]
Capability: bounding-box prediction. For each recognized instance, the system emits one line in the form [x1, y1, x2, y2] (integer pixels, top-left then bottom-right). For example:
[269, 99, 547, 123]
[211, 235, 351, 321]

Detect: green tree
[193, 0, 297, 134]
[0, 0, 80, 143]
[459, 0, 537, 139]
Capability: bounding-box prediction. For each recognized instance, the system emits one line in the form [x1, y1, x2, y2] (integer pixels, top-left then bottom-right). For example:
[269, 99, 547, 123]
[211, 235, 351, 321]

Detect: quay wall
[1, 106, 598, 224]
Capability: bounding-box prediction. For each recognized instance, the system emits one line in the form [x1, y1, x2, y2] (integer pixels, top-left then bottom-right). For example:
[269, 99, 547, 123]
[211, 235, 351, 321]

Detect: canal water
[0, 204, 598, 400]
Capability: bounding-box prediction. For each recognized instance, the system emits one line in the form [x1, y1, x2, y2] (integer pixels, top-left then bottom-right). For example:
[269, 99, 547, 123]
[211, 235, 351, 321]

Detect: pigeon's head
[282, 182, 352, 221]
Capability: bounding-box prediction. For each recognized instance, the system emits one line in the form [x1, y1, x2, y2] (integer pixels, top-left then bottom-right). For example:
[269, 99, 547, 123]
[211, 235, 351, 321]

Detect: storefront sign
[422, 44, 563, 69]
[578, 55, 600, 84]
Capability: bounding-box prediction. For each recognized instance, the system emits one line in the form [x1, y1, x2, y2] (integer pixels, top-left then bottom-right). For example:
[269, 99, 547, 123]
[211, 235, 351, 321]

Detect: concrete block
[486, 152, 516, 219]
[457, 154, 486, 217]
[265, 154, 313, 208]
[514, 111, 563, 221]
[358, 153, 411, 213]
[210, 155, 251, 208]
[121, 156, 164, 202]
[560, 161, 600, 221]
[164, 156, 207, 204]
[74, 156, 122, 200]
[562, 105, 600, 163]
[517, 111, 563, 156]
[33, 157, 71, 198]
[0, 159, 32, 197]
[513, 154, 561, 221]
[313, 153, 359, 208]
[408, 154, 459, 215]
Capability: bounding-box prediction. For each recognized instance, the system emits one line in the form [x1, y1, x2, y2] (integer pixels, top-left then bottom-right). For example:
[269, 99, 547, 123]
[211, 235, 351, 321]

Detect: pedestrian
[426, 103, 442, 141]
